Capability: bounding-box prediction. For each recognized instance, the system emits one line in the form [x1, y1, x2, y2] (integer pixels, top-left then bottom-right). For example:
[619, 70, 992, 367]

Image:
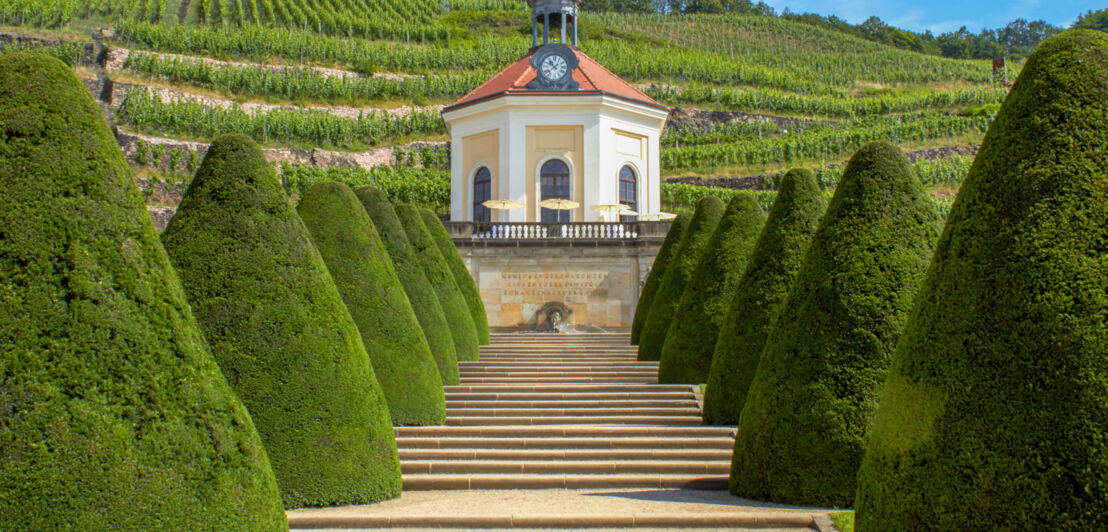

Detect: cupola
[528, 0, 581, 47]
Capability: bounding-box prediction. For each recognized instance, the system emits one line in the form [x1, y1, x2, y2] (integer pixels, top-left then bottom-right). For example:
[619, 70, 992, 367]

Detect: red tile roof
[444, 48, 665, 112]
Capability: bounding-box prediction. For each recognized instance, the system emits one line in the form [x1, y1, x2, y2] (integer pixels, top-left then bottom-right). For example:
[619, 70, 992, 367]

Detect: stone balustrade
[445, 221, 672, 243]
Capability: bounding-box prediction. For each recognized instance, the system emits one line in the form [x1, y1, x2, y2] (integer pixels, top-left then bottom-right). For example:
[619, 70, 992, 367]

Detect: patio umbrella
[640, 212, 677, 221]
[589, 203, 629, 221]
[482, 199, 523, 210]
[539, 199, 580, 210]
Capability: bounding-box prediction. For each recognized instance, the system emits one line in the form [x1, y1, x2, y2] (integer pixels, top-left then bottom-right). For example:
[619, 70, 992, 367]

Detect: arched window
[473, 167, 491, 223]
[540, 159, 571, 223]
[619, 165, 638, 221]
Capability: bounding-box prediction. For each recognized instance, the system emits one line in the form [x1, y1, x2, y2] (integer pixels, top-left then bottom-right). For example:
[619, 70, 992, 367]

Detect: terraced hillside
[0, 1, 1006, 226]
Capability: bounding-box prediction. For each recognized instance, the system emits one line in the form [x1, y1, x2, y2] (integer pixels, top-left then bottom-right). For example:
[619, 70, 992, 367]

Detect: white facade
[443, 93, 668, 223]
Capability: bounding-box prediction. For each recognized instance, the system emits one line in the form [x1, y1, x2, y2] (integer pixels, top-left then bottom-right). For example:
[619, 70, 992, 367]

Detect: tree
[857, 30, 1108, 530]
[355, 187, 459, 385]
[395, 204, 480, 362]
[163, 134, 401, 509]
[702, 169, 827, 425]
[631, 213, 689, 345]
[731, 142, 942, 507]
[638, 196, 726, 361]
[420, 208, 490, 346]
[658, 195, 765, 384]
[297, 183, 446, 426]
[1073, 9, 1108, 32]
[0, 53, 287, 531]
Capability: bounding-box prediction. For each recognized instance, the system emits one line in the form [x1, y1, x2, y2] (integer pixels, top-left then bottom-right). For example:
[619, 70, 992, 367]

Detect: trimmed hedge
[0, 54, 287, 530]
[631, 214, 689, 345]
[731, 142, 942, 507]
[395, 204, 481, 362]
[356, 187, 459, 385]
[702, 169, 826, 425]
[162, 134, 401, 509]
[658, 195, 766, 384]
[857, 30, 1108, 530]
[638, 197, 726, 361]
[297, 183, 446, 426]
[420, 208, 490, 346]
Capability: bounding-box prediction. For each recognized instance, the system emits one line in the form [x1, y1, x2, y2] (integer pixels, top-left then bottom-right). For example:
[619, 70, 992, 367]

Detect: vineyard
[116, 88, 445, 149]
[0, 1, 1005, 214]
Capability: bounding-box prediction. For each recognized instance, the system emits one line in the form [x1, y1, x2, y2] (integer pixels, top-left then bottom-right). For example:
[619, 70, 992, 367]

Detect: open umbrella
[589, 203, 629, 221]
[539, 199, 580, 210]
[640, 212, 677, 221]
[482, 199, 523, 210]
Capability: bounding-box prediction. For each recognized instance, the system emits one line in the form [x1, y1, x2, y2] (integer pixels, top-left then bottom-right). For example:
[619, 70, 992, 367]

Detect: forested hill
[0, 0, 1046, 224]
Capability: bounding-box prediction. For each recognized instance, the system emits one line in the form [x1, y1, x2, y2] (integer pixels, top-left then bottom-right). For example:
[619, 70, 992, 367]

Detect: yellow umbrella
[482, 199, 523, 210]
[539, 199, 580, 210]
[621, 209, 640, 216]
[589, 204, 629, 215]
[640, 212, 676, 221]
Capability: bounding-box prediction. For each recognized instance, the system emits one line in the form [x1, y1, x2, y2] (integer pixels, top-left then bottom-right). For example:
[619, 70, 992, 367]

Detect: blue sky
[761, 1, 1103, 34]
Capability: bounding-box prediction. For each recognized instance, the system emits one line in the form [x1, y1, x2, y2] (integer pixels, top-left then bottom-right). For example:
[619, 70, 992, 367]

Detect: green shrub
[658, 195, 766, 384]
[395, 204, 481, 362]
[703, 169, 827, 425]
[356, 187, 460, 384]
[731, 142, 942, 507]
[0, 53, 287, 530]
[857, 30, 1108, 530]
[638, 196, 726, 361]
[297, 183, 446, 426]
[420, 208, 490, 345]
[162, 134, 401, 509]
[631, 214, 689, 345]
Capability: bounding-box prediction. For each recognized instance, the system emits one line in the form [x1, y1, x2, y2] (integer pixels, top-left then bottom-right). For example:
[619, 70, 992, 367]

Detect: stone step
[396, 436, 735, 450]
[460, 361, 658, 367]
[401, 460, 730, 475]
[446, 399, 697, 408]
[288, 514, 815, 530]
[459, 377, 657, 384]
[459, 370, 659, 378]
[473, 357, 640, 362]
[444, 384, 694, 393]
[397, 449, 732, 461]
[444, 415, 702, 426]
[477, 352, 639, 357]
[445, 407, 701, 417]
[445, 392, 694, 401]
[395, 425, 734, 438]
[402, 473, 728, 490]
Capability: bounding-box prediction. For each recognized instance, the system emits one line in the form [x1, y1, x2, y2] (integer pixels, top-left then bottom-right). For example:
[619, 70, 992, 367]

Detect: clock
[526, 44, 580, 91]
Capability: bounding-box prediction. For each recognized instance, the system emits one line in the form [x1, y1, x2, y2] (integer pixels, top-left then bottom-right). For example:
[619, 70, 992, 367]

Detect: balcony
[444, 221, 672, 247]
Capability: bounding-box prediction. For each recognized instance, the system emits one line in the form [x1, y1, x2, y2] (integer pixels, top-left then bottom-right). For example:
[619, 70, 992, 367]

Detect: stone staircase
[397, 333, 732, 490]
[287, 333, 829, 531]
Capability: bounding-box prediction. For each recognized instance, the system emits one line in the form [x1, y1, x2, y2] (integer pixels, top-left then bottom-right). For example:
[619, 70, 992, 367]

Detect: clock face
[540, 54, 569, 81]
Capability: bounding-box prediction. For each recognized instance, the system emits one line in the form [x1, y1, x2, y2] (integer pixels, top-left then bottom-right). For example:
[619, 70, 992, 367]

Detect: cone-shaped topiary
[0, 54, 287, 530]
[703, 169, 827, 425]
[356, 188, 459, 384]
[297, 183, 446, 426]
[638, 197, 726, 361]
[395, 204, 481, 362]
[631, 214, 689, 345]
[857, 31, 1108, 530]
[420, 208, 490, 345]
[731, 142, 942, 507]
[658, 195, 766, 384]
[162, 134, 401, 509]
